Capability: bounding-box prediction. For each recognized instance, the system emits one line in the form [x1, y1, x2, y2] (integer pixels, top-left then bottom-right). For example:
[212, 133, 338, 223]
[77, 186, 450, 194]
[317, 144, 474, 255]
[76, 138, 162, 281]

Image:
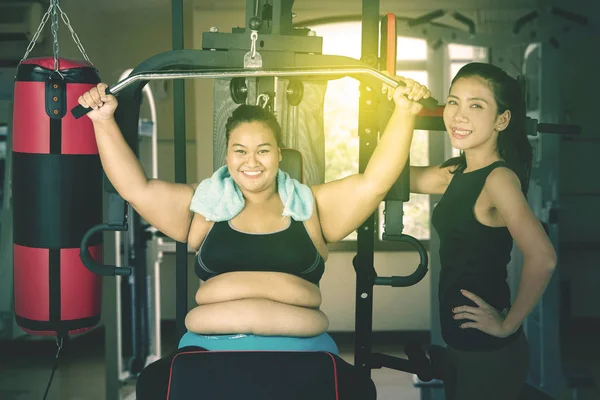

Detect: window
[448, 43, 488, 77]
[309, 21, 430, 247]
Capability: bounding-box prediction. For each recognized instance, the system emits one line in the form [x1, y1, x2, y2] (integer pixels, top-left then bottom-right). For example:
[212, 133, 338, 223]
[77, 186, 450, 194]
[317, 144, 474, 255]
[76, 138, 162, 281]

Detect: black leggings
[443, 332, 530, 400]
[136, 346, 376, 400]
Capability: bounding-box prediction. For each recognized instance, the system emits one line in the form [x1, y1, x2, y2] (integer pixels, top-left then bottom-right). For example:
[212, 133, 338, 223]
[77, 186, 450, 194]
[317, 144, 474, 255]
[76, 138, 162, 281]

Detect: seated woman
[78, 77, 430, 399]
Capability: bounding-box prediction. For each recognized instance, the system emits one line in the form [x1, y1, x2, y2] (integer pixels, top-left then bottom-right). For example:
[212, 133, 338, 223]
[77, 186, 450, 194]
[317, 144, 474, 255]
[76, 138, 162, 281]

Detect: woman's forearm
[503, 259, 556, 333]
[92, 118, 149, 202]
[362, 109, 416, 195]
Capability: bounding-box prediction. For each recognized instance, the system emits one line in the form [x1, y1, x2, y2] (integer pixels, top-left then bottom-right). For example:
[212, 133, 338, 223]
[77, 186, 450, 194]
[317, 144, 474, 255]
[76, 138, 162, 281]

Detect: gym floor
[0, 321, 598, 400]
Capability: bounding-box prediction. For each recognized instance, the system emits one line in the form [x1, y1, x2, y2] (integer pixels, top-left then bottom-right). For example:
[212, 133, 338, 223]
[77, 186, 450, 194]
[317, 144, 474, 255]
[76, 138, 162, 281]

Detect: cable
[42, 335, 64, 400]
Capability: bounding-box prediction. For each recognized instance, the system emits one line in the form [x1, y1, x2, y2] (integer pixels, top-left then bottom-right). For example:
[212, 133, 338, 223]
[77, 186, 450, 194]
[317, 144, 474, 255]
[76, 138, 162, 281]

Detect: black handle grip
[71, 104, 90, 119]
[418, 95, 438, 110]
[392, 78, 438, 110]
[537, 122, 581, 135]
[371, 352, 414, 372]
[70, 87, 115, 119]
[80, 223, 132, 276]
[375, 234, 429, 287]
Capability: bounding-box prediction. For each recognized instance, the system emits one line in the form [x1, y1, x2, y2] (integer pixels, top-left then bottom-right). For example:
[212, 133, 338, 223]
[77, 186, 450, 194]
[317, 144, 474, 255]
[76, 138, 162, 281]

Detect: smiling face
[443, 76, 510, 153]
[226, 121, 282, 195]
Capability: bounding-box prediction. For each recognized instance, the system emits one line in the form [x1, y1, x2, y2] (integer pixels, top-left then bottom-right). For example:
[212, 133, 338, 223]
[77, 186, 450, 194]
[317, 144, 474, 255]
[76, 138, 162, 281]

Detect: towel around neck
[189, 165, 314, 222]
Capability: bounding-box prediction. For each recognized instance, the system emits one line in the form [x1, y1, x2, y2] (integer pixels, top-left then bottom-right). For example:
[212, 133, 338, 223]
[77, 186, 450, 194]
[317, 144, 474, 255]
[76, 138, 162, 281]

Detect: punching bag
[12, 57, 103, 337]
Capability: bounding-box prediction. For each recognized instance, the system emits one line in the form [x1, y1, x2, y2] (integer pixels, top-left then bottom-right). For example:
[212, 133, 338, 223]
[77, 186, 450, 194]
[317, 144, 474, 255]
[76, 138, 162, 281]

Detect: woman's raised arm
[80, 83, 195, 243]
[312, 78, 430, 243]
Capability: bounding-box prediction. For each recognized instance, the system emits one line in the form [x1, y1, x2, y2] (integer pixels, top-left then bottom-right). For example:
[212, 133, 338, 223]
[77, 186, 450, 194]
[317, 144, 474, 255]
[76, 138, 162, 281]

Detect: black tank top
[432, 161, 522, 351]
[195, 218, 325, 285]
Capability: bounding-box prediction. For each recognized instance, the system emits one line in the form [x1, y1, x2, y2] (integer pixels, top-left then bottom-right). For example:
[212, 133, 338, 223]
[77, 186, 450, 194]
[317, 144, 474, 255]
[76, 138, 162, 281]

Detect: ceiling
[36, 0, 592, 36]
[50, 0, 541, 12]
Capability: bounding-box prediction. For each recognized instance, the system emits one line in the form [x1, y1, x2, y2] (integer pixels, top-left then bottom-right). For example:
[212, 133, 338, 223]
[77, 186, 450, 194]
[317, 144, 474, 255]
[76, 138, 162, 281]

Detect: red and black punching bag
[12, 57, 103, 336]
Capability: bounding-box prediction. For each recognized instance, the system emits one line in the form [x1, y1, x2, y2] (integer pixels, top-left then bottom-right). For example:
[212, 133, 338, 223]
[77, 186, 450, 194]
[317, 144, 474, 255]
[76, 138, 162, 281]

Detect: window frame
[306, 21, 432, 253]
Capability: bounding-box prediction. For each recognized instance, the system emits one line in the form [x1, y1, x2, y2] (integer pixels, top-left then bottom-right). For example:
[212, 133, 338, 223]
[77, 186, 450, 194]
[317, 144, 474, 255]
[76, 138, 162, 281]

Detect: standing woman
[409, 62, 557, 399]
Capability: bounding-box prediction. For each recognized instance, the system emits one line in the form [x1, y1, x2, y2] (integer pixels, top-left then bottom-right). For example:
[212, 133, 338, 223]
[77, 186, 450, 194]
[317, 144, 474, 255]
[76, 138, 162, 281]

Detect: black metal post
[132, 208, 150, 373]
[172, 0, 188, 341]
[354, 0, 380, 381]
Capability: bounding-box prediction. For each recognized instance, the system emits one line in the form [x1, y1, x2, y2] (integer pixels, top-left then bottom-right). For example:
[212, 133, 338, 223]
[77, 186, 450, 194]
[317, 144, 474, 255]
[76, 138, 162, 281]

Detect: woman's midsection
[189, 271, 326, 337]
[185, 298, 329, 337]
[195, 271, 322, 308]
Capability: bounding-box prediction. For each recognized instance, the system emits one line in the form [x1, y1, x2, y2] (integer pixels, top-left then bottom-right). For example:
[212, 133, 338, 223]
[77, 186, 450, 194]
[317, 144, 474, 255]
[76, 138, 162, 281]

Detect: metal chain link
[20, 0, 93, 70]
[250, 31, 258, 59]
[20, 3, 53, 63]
[55, 336, 64, 358]
[57, 4, 92, 65]
[50, 0, 60, 72]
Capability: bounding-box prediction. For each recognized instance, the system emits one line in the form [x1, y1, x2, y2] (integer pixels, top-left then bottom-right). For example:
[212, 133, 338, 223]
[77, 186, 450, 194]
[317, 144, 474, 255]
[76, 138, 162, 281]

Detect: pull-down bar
[70, 66, 439, 119]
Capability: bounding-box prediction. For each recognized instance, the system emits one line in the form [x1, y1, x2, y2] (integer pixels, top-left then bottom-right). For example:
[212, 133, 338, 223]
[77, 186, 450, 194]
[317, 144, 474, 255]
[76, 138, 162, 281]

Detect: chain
[20, 0, 93, 70]
[50, 0, 60, 72]
[57, 4, 92, 64]
[243, 30, 262, 68]
[20, 3, 52, 63]
[42, 335, 65, 400]
[250, 31, 258, 59]
[55, 336, 64, 356]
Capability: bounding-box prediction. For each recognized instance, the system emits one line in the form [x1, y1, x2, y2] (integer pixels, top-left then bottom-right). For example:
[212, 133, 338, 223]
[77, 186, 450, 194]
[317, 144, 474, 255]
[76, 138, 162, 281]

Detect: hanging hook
[250, 31, 258, 59]
[55, 336, 64, 359]
[256, 93, 270, 109]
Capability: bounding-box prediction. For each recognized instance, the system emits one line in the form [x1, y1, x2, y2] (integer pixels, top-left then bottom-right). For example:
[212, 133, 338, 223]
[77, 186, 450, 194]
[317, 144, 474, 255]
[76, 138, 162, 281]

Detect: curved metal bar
[107, 66, 403, 94]
[71, 65, 439, 118]
[80, 223, 131, 276]
[374, 234, 429, 287]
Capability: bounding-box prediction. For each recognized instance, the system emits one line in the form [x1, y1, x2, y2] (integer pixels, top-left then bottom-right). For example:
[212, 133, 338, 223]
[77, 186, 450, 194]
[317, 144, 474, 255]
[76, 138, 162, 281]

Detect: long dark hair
[225, 104, 283, 148]
[441, 63, 532, 195]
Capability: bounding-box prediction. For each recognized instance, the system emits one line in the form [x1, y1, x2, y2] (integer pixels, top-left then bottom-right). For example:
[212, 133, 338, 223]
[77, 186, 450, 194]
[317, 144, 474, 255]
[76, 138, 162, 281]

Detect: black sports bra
[195, 219, 325, 285]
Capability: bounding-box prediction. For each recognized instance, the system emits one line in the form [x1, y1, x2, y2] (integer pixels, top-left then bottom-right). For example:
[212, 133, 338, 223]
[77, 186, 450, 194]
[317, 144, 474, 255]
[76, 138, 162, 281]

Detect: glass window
[397, 37, 427, 60]
[448, 44, 488, 61]
[310, 21, 430, 243]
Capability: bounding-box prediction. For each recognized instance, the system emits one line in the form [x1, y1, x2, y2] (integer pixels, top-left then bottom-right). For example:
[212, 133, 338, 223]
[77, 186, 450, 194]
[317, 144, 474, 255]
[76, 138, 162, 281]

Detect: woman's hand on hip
[453, 289, 519, 338]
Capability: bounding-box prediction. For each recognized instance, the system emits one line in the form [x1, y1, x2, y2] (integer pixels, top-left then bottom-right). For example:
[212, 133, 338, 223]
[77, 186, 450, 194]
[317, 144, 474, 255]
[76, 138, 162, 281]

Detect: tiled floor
[0, 322, 598, 400]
